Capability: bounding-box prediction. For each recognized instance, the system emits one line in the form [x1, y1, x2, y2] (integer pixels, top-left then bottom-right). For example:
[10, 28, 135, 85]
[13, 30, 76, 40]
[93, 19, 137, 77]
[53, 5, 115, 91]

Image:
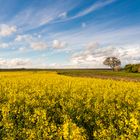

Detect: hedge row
[124, 64, 140, 73]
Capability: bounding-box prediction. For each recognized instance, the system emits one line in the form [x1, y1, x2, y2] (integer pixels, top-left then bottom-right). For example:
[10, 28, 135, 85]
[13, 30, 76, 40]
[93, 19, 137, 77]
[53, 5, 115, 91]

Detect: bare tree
[103, 57, 121, 71]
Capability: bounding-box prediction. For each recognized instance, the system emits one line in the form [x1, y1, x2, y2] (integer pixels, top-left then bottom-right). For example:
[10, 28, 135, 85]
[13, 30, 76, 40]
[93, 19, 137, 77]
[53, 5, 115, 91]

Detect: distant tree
[103, 57, 121, 71]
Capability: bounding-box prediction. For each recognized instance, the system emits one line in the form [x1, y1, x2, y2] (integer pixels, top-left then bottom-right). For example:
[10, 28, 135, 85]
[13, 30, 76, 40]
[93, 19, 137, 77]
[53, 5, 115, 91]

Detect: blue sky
[0, 0, 140, 68]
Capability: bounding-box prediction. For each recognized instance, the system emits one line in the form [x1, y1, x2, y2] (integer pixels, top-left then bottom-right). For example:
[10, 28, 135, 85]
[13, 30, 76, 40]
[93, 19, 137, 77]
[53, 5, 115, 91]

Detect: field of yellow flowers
[0, 71, 140, 139]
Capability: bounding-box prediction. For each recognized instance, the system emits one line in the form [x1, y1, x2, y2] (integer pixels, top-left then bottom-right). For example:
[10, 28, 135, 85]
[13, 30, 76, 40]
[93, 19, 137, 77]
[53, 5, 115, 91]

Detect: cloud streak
[75, 0, 116, 18]
[8, 1, 78, 32]
[52, 0, 117, 24]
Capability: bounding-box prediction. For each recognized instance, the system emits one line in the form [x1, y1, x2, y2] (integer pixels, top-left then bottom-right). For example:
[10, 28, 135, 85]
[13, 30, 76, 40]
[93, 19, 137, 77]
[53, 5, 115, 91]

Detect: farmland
[57, 69, 140, 82]
[0, 71, 140, 139]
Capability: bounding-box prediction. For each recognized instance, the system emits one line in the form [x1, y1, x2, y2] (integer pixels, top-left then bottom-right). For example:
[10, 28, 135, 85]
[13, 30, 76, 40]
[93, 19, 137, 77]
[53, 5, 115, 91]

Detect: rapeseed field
[0, 71, 140, 139]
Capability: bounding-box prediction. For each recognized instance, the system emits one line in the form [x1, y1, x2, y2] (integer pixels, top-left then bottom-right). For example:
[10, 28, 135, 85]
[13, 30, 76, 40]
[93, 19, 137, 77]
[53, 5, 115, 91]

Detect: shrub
[124, 64, 140, 73]
[124, 64, 133, 72]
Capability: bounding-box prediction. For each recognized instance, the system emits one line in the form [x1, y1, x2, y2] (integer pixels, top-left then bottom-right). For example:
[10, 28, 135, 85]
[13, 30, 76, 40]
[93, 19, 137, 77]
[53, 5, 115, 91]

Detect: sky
[0, 0, 140, 68]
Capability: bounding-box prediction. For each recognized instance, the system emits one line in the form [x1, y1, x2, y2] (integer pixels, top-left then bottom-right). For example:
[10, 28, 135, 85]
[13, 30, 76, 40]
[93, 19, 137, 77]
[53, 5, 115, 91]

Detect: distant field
[0, 69, 140, 81]
[57, 69, 140, 82]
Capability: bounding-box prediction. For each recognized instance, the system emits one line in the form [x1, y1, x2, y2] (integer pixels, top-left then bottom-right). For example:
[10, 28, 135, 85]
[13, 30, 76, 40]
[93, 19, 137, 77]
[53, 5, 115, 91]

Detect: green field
[57, 69, 140, 81]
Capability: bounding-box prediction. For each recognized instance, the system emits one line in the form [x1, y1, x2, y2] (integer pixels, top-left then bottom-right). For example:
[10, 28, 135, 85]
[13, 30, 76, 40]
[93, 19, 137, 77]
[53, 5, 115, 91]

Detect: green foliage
[124, 64, 140, 73]
[124, 64, 132, 72]
[103, 57, 121, 70]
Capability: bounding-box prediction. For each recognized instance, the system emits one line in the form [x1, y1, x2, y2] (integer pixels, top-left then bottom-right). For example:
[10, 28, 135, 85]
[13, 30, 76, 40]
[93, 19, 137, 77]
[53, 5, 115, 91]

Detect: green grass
[57, 69, 140, 81]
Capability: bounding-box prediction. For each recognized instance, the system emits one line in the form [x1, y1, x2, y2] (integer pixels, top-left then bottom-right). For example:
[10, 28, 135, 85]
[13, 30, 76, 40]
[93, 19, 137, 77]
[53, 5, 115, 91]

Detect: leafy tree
[103, 57, 121, 71]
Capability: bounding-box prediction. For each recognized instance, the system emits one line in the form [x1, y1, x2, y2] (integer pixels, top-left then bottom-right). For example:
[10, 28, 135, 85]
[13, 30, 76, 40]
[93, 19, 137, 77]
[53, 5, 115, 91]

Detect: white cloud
[71, 43, 140, 68]
[0, 58, 32, 68]
[30, 42, 47, 51]
[15, 34, 48, 51]
[53, 40, 67, 49]
[0, 24, 17, 36]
